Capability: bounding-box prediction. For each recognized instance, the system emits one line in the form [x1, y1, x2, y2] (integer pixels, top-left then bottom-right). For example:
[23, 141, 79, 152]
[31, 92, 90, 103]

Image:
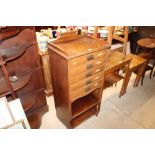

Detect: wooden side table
[135, 38, 155, 82]
[39, 50, 53, 96]
[122, 54, 147, 94]
[136, 38, 155, 54]
[105, 52, 147, 97]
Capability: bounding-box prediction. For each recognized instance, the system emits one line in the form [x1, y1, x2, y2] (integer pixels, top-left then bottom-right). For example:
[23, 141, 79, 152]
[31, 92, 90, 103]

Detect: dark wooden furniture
[38, 50, 53, 96]
[48, 31, 109, 128]
[129, 26, 155, 53]
[136, 38, 155, 54]
[105, 51, 132, 97]
[135, 38, 155, 84]
[137, 52, 155, 84]
[0, 26, 48, 128]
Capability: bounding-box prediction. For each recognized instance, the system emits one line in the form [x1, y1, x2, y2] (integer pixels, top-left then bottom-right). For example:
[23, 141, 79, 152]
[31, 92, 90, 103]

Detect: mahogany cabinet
[0, 26, 48, 128]
[48, 31, 109, 128]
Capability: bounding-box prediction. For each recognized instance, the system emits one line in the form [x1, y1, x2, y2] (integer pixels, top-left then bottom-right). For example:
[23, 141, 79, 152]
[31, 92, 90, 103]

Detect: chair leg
[150, 63, 155, 79]
[135, 45, 139, 54]
[134, 62, 147, 87]
[141, 72, 145, 85]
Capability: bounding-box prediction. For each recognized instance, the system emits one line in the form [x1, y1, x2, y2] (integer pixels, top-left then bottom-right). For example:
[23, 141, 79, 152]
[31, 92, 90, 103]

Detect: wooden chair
[110, 26, 129, 55]
[94, 26, 131, 97]
[94, 26, 129, 54]
[107, 27, 149, 87]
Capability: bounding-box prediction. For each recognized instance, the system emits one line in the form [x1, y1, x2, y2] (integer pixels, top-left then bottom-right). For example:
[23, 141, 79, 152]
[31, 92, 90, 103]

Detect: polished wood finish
[48, 31, 109, 128]
[137, 52, 155, 84]
[105, 51, 132, 97]
[94, 26, 129, 54]
[105, 51, 147, 96]
[95, 27, 131, 97]
[126, 53, 147, 87]
[129, 27, 155, 53]
[111, 26, 129, 55]
[116, 53, 147, 95]
[137, 38, 155, 49]
[0, 26, 48, 128]
[38, 50, 53, 96]
[106, 26, 148, 89]
[135, 38, 155, 84]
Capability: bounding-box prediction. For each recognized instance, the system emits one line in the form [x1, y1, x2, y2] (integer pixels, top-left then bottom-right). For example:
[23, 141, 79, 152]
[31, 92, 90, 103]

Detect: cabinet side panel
[48, 49, 71, 127]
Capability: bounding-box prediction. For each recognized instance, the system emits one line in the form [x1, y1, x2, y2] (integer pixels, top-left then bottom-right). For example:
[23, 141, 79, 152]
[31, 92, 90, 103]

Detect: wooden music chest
[48, 31, 109, 128]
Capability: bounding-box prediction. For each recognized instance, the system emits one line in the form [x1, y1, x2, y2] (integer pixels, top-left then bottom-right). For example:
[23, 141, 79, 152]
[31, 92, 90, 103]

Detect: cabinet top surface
[48, 33, 109, 59]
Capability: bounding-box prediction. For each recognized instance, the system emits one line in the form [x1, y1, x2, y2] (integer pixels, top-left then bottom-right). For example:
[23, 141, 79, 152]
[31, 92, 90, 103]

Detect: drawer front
[70, 66, 104, 84]
[68, 50, 108, 102]
[69, 58, 105, 75]
[70, 73, 104, 91]
[69, 50, 106, 68]
[70, 79, 103, 102]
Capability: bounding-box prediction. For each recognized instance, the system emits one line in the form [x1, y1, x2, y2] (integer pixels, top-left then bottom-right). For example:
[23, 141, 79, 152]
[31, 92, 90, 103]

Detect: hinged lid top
[48, 31, 109, 59]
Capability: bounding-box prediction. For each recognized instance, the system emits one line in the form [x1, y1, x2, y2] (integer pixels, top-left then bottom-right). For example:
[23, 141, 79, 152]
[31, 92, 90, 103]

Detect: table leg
[134, 62, 147, 87]
[119, 70, 132, 97]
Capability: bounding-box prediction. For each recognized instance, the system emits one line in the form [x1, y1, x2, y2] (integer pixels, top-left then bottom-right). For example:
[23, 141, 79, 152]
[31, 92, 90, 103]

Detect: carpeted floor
[40, 71, 155, 129]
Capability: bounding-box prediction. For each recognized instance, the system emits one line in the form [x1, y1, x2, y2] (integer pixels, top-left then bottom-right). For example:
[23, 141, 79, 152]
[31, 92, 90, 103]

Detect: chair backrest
[94, 26, 129, 55]
[109, 26, 129, 55]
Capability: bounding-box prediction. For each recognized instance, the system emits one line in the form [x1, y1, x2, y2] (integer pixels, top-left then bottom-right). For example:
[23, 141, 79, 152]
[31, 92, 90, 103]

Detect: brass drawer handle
[86, 64, 93, 69]
[87, 55, 94, 61]
[86, 72, 92, 77]
[95, 69, 100, 72]
[85, 87, 91, 92]
[94, 76, 99, 80]
[94, 83, 99, 86]
[85, 79, 92, 85]
[98, 52, 103, 56]
[96, 61, 102, 64]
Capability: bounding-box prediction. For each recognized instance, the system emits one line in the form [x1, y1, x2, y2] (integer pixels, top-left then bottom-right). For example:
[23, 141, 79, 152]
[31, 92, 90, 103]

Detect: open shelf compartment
[72, 94, 99, 119]
[71, 88, 101, 128]
[71, 106, 97, 128]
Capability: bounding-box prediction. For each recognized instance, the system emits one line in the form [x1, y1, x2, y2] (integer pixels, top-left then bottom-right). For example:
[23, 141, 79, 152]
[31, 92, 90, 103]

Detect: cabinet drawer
[69, 58, 105, 75]
[70, 73, 103, 91]
[69, 50, 106, 68]
[70, 80, 103, 102]
[69, 66, 104, 84]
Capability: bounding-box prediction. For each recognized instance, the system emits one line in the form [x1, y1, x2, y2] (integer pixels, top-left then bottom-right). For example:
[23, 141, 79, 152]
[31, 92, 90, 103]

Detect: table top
[137, 38, 155, 48]
[106, 52, 147, 72]
[106, 51, 132, 72]
[127, 53, 147, 69]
